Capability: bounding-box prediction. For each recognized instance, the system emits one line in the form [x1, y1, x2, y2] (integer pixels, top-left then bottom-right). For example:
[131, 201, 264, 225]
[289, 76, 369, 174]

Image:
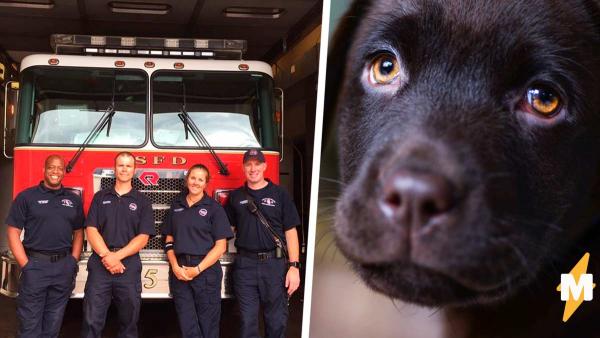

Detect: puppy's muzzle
[379, 169, 454, 232]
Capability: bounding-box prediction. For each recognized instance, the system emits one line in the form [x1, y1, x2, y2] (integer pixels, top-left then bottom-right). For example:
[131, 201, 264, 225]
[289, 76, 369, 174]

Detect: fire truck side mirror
[274, 87, 284, 162]
[3, 80, 18, 159]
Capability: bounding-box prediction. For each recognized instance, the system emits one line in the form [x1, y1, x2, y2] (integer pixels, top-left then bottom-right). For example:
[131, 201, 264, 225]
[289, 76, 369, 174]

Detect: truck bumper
[1, 252, 20, 297]
[1, 251, 235, 299]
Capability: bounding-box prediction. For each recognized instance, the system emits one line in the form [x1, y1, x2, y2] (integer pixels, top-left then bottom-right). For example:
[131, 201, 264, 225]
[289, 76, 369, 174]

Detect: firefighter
[6, 154, 84, 338]
[162, 163, 233, 338]
[81, 152, 155, 338]
[225, 149, 301, 338]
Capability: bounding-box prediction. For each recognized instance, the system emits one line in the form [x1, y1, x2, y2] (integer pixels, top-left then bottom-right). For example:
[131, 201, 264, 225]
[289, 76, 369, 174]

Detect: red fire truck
[0, 34, 284, 298]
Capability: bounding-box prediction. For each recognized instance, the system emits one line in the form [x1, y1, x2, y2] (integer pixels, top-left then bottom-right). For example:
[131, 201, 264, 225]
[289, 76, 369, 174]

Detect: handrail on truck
[3, 80, 16, 159]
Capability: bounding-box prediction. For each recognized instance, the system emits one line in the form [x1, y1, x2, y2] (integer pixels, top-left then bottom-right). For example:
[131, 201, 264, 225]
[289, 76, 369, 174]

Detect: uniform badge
[173, 208, 184, 212]
[61, 199, 74, 207]
[103, 200, 111, 204]
[199, 208, 208, 217]
[37, 200, 49, 204]
[129, 203, 137, 211]
[261, 198, 276, 207]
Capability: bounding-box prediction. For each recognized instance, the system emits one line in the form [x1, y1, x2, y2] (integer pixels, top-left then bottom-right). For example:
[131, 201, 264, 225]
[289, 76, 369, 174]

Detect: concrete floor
[0, 294, 304, 338]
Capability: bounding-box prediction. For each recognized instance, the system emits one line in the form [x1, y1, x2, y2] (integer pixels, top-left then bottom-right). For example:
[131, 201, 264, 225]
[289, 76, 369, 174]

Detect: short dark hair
[45, 154, 64, 168]
[114, 152, 136, 167]
[186, 164, 210, 184]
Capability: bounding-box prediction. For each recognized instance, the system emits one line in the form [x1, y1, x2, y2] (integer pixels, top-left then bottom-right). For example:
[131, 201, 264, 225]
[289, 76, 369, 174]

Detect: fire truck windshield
[152, 70, 277, 149]
[16, 67, 147, 146]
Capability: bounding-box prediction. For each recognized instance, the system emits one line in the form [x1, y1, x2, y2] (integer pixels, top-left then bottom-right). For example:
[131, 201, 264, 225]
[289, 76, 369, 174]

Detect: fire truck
[0, 34, 284, 299]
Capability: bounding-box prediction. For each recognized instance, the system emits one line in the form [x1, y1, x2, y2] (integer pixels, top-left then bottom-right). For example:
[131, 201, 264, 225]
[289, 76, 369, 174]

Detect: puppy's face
[335, 0, 600, 306]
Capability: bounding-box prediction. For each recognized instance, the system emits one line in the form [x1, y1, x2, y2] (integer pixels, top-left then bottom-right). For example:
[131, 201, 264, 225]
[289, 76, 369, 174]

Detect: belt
[176, 254, 206, 261]
[238, 249, 278, 261]
[26, 250, 69, 263]
[108, 247, 122, 252]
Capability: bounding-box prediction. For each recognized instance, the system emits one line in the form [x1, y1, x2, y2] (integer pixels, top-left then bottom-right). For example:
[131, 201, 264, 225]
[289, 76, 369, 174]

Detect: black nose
[380, 170, 453, 228]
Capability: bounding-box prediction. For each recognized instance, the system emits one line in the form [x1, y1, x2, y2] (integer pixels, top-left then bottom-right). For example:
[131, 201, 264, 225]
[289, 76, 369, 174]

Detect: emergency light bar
[51, 34, 247, 60]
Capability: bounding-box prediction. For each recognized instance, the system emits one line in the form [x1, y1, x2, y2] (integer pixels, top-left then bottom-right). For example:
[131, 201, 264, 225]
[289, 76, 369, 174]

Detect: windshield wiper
[66, 77, 117, 173]
[105, 78, 117, 137]
[177, 82, 229, 176]
[178, 109, 229, 176]
[66, 104, 115, 173]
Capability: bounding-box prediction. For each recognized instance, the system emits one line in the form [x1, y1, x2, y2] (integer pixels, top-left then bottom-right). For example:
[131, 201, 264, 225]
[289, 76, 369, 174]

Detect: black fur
[331, 0, 600, 336]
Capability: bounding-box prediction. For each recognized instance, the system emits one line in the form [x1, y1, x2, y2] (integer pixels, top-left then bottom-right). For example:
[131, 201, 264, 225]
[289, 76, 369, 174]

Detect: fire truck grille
[99, 177, 185, 250]
[153, 208, 169, 224]
[141, 191, 180, 205]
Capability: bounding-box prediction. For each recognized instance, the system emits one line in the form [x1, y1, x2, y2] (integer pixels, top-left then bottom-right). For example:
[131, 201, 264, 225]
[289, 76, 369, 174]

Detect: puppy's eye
[370, 54, 400, 84]
[525, 85, 561, 117]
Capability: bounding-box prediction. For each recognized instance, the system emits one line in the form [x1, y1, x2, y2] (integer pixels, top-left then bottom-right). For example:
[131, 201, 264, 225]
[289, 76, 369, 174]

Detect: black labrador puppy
[329, 0, 600, 337]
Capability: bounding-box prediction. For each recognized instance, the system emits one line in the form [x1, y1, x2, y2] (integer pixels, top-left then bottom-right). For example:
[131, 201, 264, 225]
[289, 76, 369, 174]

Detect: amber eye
[370, 53, 400, 84]
[525, 86, 561, 116]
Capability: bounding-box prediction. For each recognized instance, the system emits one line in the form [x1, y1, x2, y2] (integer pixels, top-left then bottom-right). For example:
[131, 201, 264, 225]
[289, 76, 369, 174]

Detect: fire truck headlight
[65, 186, 83, 198]
[215, 190, 231, 206]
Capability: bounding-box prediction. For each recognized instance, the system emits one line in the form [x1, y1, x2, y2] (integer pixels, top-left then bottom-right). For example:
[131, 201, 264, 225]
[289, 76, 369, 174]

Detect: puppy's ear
[323, 0, 370, 145]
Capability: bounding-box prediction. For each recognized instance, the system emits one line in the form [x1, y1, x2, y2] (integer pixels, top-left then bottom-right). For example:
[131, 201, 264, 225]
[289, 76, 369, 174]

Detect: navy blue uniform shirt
[162, 192, 233, 256]
[225, 180, 300, 252]
[86, 188, 155, 248]
[6, 182, 84, 252]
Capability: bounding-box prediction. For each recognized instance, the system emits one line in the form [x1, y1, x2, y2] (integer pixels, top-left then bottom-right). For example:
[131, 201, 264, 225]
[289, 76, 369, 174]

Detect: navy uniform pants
[233, 256, 288, 338]
[81, 253, 142, 338]
[169, 255, 222, 338]
[17, 254, 78, 338]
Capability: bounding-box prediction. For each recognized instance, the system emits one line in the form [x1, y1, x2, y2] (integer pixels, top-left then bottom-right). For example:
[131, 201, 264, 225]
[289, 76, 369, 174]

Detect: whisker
[428, 306, 443, 317]
[320, 176, 346, 187]
[491, 215, 564, 233]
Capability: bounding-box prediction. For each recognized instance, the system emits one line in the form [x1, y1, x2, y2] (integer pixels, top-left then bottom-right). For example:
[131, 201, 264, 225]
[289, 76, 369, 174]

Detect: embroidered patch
[102, 200, 111, 205]
[261, 198, 276, 207]
[129, 203, 137, 211]
[199, 208, 208, 217]
[173, 208, 184, 212]
[240, 200, 248, 205]
[37, 200, 49, 204]
[61, 199, 74, 207]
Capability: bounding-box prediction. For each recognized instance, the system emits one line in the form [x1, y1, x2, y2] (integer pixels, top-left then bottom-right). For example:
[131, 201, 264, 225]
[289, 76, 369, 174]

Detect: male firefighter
[6, 154, 84, 338]
[81, 151, 155, 338]
[225, 149, 301, 338]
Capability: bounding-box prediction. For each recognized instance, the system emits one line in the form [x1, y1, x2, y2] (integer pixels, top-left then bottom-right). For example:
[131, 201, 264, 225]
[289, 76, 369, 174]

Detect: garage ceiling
[0, 0, 322, 62]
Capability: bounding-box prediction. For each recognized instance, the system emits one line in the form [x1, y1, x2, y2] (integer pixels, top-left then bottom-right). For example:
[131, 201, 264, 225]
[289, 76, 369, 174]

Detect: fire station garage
[0, 1, 322, 337]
